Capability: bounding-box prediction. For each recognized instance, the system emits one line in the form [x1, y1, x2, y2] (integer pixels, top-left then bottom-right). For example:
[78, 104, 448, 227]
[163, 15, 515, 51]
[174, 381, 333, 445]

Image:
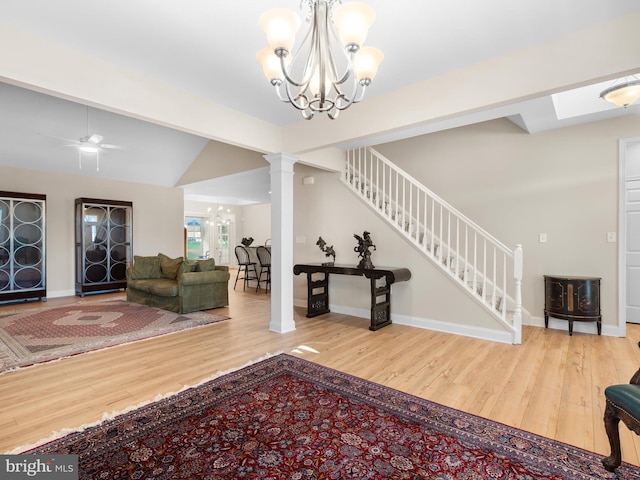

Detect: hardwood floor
[1, 277, 640, 468]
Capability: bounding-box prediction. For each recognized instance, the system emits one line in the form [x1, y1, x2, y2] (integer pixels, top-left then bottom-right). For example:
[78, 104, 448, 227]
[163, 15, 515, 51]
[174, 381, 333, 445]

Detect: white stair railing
[343, 147, 523, 344]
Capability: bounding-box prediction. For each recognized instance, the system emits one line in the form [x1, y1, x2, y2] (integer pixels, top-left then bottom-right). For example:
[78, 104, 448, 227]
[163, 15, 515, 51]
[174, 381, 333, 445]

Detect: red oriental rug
[23, 354, 640, 479]
[0, 300, 229, 373]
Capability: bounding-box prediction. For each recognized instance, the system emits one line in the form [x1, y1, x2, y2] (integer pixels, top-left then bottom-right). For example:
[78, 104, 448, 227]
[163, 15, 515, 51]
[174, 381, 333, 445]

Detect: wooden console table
[544, 275, 601, 335]
[293, 263, 411, 331]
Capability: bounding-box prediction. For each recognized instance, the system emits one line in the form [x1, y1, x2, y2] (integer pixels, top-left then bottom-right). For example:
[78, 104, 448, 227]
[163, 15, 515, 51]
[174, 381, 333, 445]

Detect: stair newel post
[513, 244, 523, 344]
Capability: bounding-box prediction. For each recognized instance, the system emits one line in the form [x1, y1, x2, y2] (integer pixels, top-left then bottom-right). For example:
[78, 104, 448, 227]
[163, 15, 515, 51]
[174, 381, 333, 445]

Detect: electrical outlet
[607, 232, 617, 243]
[539, 233, 547, 243]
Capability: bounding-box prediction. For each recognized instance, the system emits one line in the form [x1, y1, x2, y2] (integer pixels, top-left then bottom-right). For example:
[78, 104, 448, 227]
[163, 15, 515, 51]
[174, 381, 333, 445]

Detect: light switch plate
[539, 233, 547, 243]
[607, 232, 617, 243]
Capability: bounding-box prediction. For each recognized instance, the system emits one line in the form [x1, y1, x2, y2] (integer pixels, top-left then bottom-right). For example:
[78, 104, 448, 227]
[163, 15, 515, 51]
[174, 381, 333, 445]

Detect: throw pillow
[130, 255, 162, 280]
[158, 253, 183, 280]
[182, 259, 199, 273]
[197, 258, 216, 272]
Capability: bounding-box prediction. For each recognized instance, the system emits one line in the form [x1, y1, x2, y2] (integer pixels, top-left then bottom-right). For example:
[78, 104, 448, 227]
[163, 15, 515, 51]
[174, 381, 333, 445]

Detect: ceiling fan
[41, 106, 122, 171]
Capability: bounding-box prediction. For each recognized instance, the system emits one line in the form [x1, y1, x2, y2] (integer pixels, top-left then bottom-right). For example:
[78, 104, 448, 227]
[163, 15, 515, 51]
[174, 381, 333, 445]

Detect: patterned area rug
[25, 354, 639, 479]
[0, 300, 229, 372]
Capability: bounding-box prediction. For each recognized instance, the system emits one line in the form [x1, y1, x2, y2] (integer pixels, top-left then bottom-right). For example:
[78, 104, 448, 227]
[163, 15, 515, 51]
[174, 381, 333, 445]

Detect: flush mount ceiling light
[257, 0, 383, 120]
[600, 75, 640, 108]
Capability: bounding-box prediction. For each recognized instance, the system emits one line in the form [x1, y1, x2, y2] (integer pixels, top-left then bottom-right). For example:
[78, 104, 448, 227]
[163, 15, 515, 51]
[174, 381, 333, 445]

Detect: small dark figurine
[354, 231, 376, 269]
[241, 237, 254, 247]
[316, 236, 336, 266]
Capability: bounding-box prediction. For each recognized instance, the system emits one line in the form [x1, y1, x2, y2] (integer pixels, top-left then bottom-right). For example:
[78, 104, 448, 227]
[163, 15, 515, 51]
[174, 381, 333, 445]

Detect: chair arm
[215, 265, 229, 272]
[180, 270, 229, 286]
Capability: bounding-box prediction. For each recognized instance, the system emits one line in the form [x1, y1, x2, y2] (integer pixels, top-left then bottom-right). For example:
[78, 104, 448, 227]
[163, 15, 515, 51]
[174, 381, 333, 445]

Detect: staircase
[342, 147, 523, 344]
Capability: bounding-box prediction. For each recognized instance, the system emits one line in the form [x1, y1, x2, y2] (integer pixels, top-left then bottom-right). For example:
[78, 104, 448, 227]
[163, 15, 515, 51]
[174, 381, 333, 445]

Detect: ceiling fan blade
[37, 132, 78, 143]
[100, 143, 123, 149]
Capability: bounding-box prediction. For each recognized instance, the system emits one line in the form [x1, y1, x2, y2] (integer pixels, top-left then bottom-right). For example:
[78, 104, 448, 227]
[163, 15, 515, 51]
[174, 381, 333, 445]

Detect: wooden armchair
[602, 368, 640, 471]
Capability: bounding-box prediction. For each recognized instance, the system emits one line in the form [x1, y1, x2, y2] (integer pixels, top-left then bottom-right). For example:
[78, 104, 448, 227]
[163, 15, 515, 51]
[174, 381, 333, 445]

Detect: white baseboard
[294, 299, 515, 344]
[527, 315, 620, 337]
[292, 299, 621, 341]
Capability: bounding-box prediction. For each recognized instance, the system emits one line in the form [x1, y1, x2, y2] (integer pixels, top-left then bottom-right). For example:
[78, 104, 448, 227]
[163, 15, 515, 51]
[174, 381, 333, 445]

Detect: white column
[264, 152, 298, 333]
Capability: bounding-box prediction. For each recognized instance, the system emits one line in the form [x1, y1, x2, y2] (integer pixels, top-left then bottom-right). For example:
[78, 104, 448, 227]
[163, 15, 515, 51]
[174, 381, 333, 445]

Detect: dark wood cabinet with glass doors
[75, 198, 132, 296]
[0, 191, 47, 303]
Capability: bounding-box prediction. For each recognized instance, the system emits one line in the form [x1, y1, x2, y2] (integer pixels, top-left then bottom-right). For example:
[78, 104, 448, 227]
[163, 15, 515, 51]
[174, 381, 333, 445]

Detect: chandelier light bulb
[353, 46, 384, 83]
[257, 47, 284, 83]
[259, 8, 301, 54]
[333, 1, 376, 49]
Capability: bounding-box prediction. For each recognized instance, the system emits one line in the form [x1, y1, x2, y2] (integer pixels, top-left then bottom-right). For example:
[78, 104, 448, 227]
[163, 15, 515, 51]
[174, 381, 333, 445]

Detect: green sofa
[126, 253, 230, 313]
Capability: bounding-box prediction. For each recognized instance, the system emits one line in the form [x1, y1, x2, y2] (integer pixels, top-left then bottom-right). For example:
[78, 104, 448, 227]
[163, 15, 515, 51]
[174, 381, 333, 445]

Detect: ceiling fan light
[79, 144, 99, 153]
[600, 78, 640, 107]
[333, 1, 376, 49]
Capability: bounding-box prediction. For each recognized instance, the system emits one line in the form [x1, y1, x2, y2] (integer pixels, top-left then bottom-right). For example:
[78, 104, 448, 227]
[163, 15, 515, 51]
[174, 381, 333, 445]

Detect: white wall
[239, 204, 272, 247]
[0, 165, 184, 298]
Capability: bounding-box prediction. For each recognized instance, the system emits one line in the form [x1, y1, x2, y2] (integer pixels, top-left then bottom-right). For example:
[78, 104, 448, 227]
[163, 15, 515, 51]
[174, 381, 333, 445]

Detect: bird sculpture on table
[316, 236, 336, 266]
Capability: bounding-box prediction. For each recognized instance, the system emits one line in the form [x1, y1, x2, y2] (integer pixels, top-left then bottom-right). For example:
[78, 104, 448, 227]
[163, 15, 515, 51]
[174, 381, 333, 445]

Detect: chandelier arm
[275, 80, 311, 111]
[276, 1, 319, 89]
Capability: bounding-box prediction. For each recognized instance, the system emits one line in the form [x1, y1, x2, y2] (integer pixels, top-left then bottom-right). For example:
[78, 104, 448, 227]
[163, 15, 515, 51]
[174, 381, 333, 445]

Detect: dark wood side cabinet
[0, 191, 47, 303]
[544, 275, 601, 336]
[75, 198, 132, 296]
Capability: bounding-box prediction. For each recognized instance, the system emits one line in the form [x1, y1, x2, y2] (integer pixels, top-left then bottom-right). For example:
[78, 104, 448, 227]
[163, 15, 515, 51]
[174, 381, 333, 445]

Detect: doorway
[619, 137, 640, 331]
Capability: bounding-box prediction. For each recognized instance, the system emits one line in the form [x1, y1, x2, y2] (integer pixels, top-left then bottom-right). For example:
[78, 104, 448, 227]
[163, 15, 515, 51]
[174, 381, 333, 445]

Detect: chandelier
[600, 75, 640, 108]
[257, 0, 383, 120]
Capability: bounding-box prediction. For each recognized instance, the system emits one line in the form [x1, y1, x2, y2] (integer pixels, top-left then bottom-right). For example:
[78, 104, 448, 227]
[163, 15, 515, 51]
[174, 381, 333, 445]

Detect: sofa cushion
[182, 260, 199, 273]
[181, 270, 230, 286]
[130, 255, 162, 280]
[197, 258, 216, 272]
[128, 278, 179, 297]
[158, 253, 183, 280]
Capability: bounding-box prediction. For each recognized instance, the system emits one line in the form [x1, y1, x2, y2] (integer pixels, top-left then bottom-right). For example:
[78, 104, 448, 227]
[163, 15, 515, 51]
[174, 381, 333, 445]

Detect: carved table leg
[602, 402, 622, 472]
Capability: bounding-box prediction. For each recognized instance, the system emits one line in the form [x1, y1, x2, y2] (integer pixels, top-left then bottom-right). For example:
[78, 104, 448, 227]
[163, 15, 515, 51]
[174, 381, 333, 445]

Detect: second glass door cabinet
[75, 198, 133, 296]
